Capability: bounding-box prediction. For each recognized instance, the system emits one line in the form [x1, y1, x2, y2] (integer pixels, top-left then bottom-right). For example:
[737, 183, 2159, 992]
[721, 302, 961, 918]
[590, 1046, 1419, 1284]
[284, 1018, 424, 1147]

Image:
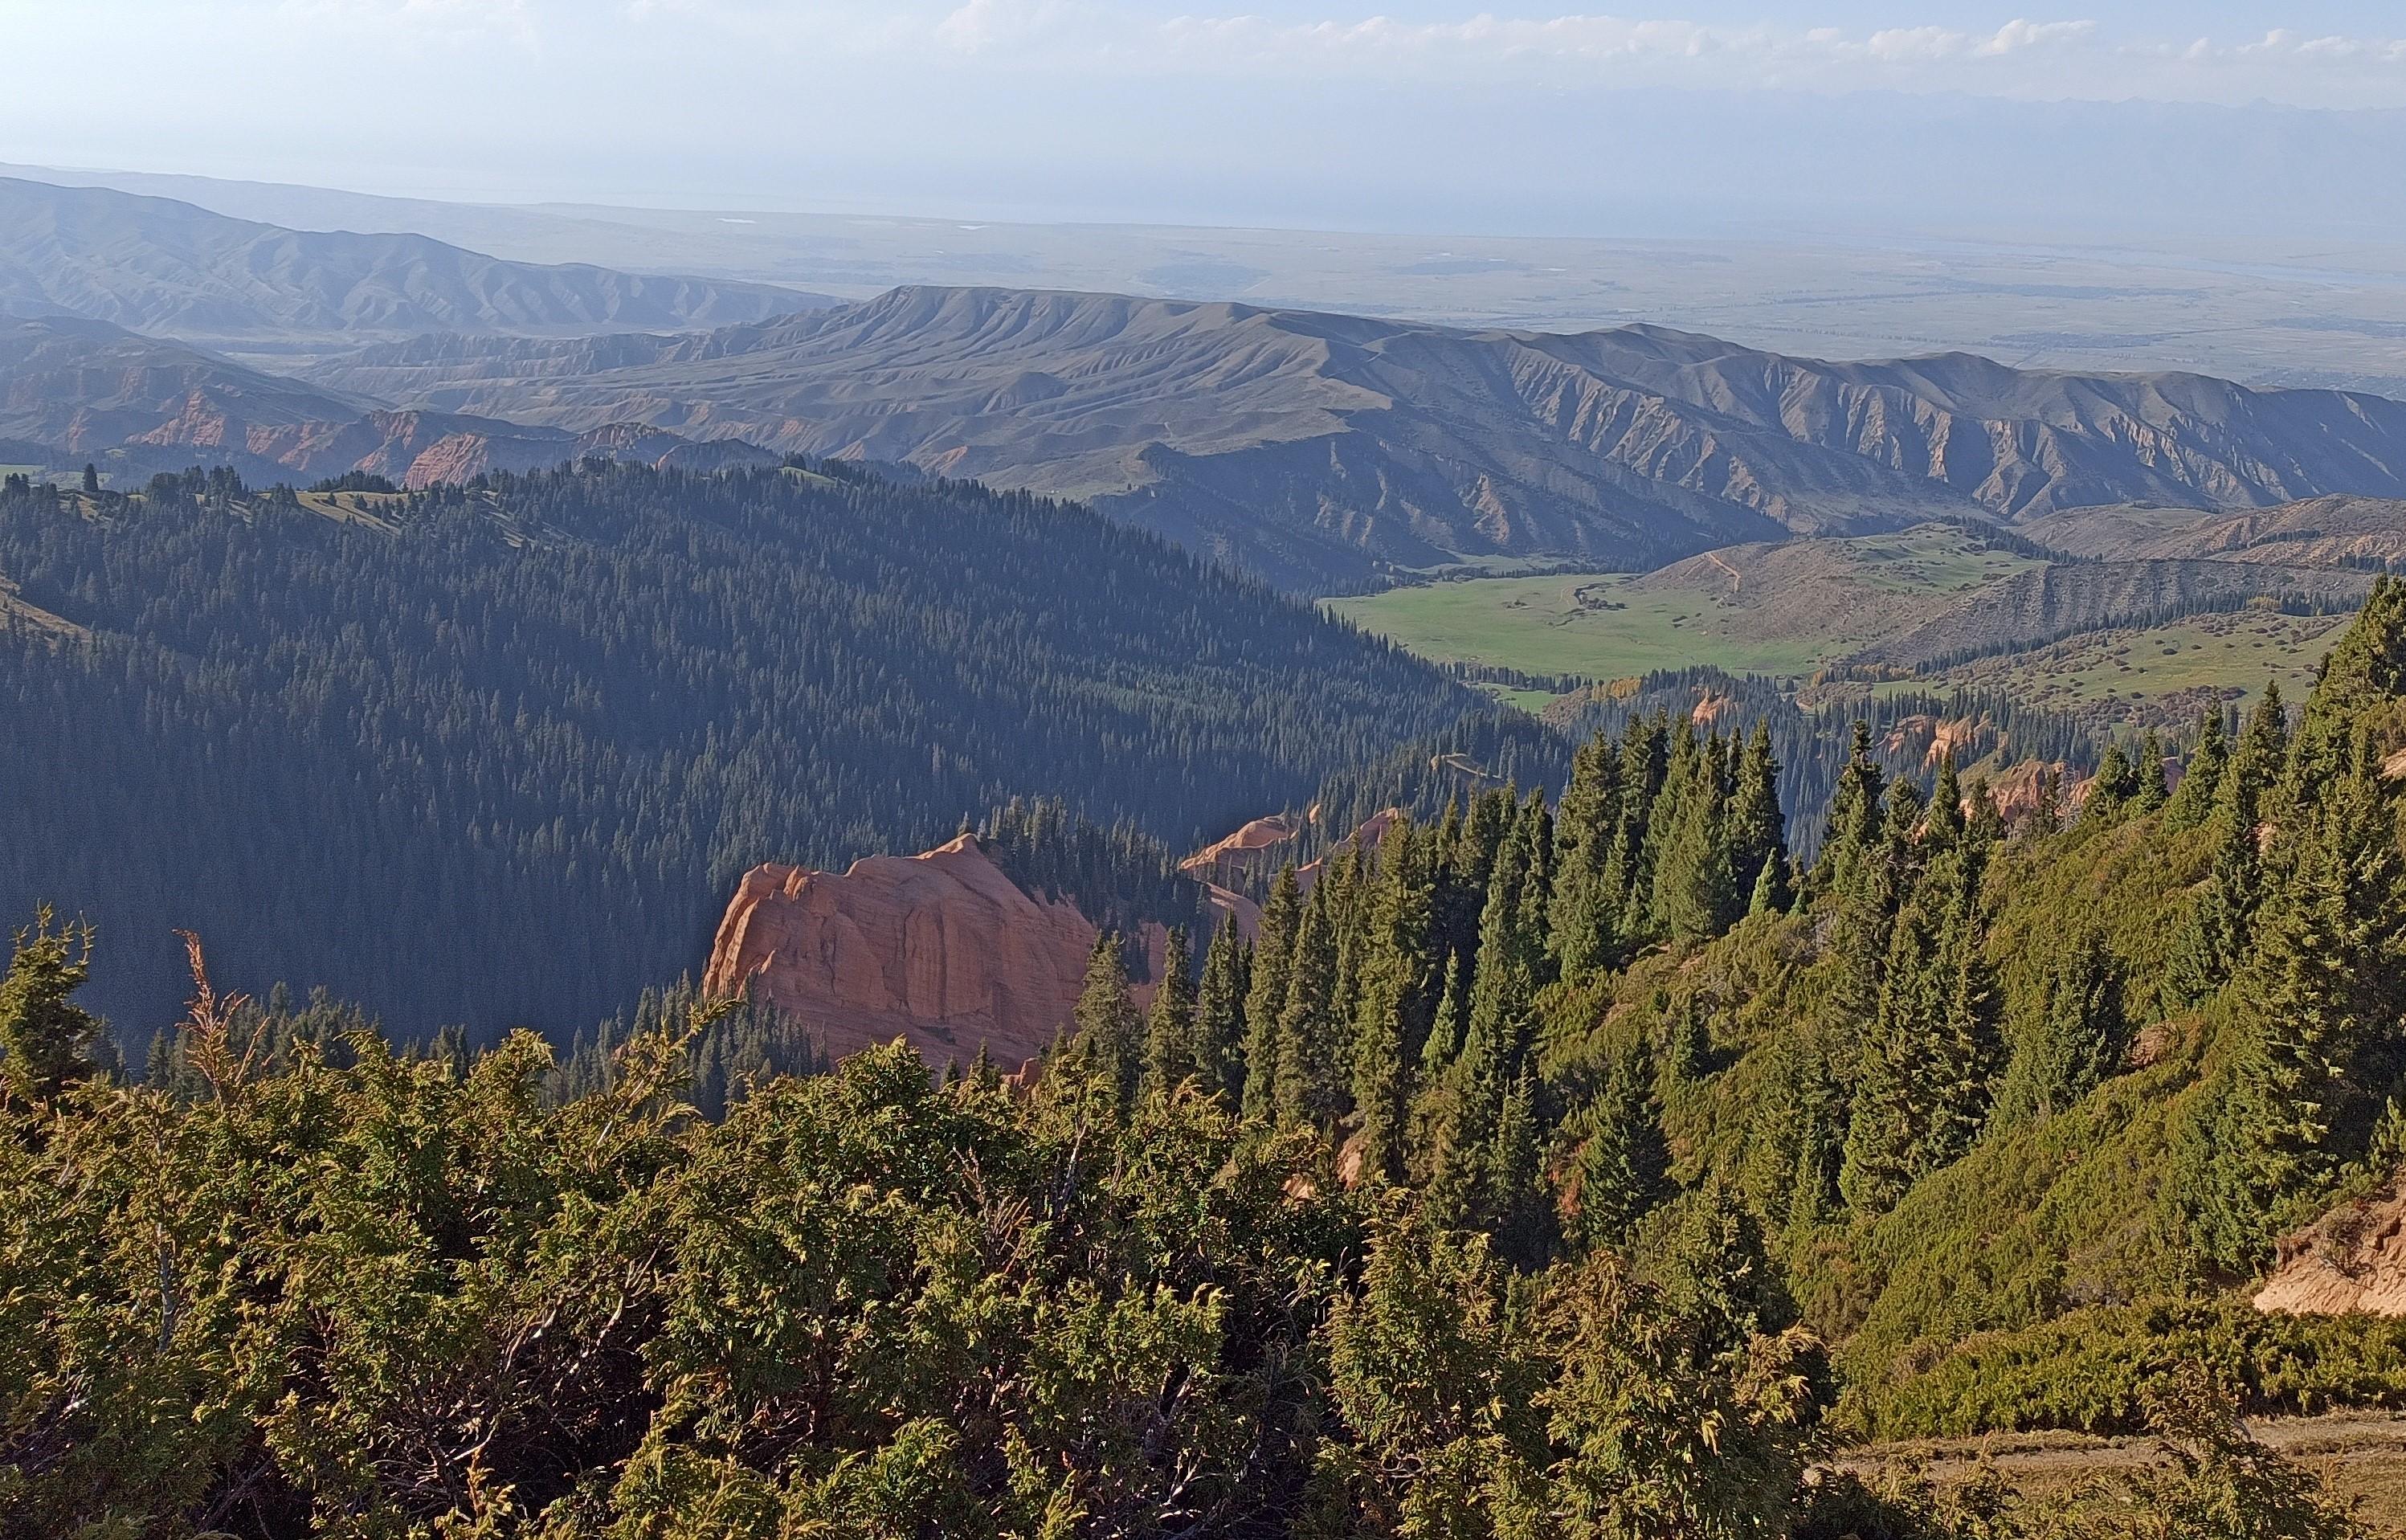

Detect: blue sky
[2, 3, 2402, 231]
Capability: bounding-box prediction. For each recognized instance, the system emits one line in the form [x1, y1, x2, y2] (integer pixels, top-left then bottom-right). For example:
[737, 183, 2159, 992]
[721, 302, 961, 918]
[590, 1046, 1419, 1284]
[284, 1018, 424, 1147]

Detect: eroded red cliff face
[2254, 1170, 2406, 1317]
[703, 834, 1101, 1068]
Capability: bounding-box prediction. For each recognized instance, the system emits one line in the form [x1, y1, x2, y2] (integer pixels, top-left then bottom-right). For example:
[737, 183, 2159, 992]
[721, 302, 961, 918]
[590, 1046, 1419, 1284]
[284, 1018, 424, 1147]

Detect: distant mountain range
[0, 316, 773, 486]
[0, 178, 829, 349]
[302, 285, 2406, 590]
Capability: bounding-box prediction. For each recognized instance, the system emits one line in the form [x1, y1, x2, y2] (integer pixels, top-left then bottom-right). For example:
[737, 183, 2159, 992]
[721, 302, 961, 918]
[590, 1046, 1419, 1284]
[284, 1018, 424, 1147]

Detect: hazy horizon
[7, 4, 2406, 241]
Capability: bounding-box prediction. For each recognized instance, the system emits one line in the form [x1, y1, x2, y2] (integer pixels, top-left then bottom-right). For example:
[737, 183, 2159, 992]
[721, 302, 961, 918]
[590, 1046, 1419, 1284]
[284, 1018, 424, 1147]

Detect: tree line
[0, 460, 1481, 1035]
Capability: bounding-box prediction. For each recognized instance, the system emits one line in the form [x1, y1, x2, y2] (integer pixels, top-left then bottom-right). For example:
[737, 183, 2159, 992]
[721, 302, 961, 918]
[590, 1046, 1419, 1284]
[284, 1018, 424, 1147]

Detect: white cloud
[936, 0, 1076, 53]
[904, 9, 2406, 108]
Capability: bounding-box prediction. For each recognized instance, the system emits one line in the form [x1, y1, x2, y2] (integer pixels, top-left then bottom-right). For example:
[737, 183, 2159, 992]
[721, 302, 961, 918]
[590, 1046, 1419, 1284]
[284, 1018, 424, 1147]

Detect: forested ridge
[14, 586, 2406, 1534]
[0, 462, 1478, 1032]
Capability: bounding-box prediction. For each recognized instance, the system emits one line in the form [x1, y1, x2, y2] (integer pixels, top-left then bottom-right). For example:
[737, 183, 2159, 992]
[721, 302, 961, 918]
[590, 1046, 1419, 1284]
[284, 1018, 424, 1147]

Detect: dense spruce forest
[13, 582, 2406, 1535]
[0, 463, 1479, 1032]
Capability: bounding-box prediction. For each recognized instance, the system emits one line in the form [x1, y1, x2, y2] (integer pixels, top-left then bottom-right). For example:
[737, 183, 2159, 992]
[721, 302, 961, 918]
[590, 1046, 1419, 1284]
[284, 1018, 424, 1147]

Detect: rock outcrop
[2255, 1171, 2406, 1317]
[1179, 814, 1302, 888]
[702, 834, 1103, 1069]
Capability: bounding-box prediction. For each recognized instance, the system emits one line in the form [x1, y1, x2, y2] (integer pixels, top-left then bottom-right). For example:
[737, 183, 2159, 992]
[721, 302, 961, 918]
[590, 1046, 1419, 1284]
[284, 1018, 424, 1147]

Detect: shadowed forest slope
[0, 460, 1482, 1033]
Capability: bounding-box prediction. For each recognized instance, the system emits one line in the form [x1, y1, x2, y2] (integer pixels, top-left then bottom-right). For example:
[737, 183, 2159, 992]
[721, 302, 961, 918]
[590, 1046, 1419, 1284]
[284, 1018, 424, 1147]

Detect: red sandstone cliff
[2254, 1169, 2406, 1317]
[703, 834, 1103, 1068]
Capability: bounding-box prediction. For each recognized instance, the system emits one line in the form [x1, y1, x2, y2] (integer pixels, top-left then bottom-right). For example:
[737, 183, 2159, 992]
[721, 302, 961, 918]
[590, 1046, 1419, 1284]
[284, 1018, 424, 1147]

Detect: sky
[3, 2, 2404, 234]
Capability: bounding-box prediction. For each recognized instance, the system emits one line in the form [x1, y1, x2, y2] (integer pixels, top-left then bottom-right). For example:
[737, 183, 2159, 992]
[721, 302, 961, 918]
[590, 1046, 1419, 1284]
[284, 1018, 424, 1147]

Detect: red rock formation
[1179, 813, 1302, 887]
[1298, 808, 1403, 890]
[704, 834, 1105, 1068]
[2255, 1170, 2406, 1317]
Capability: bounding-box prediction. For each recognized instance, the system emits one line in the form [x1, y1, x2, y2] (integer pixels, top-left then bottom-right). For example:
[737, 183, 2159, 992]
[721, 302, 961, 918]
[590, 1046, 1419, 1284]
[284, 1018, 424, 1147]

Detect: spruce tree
[1485, 1067, 1550, 1268]
[2135, 728, 2169, 811]
[1273, 885, 1344, 1133]
[2176, 685, 2292, 1000]
[2029, 767, 2061, 834]
[1139, 925, 1196, 1099]
[1926, 751, 1965, 854]
[1068, 930, 1141, 1103]
[1191, 917, 1250, 1104]
[1561, 1036, 1671, 1252]
[2001, 925, 2126, 1123]
[2225, 739, 2406, 1212]
[1809, 721, 1884, 900]
[1240, 866, 1301, 1122]
[2081, 742, 2140, 827]
[2162, 709, 2228, 832]
[1420, 953, 1465, 1076]
[1351, 821, 1435, 1187]
[1729, 721, 1787, 909]
[0, 907, 102, 1104]
[1838, 842, 1997, 1215]
[1655, 731, 1738, 942]
[1513, 791, 1556, 981]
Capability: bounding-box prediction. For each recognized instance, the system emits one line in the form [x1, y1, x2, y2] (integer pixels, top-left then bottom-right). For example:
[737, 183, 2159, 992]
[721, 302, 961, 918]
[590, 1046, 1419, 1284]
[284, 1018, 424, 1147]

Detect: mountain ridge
[0, 176, 831, 349]
[0, 315, 774, 484]
[305, 284, 2406, 590]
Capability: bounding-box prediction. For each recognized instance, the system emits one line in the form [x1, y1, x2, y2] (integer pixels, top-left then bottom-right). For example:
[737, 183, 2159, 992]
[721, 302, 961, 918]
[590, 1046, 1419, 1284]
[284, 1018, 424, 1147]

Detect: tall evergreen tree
[1838, 841, 1997, 1215]
[1191, 917, 1250, 1104]
[1273, 884, 1345, 1134]
[2135, 728, 2170, 811]
[1240, 865, 1301, 1122]
[2223, 737, 2406, 1218]
[1654, 731, 1739, 942]
[2000, 925, 2126, 1124]
[1068, 930, 1141, 1104]
[1138, 925, 1196, 1099]
[2163, 709, 2229, 832]
[1351, 821, 1436, 1187]
[1485, 1068, 1550, 1268]
[0, 907, 104, 1104]
[1729, 721, 1787, 913]
[1809, 721, 1884, 900]
[1560, 1036, 1672, 1252]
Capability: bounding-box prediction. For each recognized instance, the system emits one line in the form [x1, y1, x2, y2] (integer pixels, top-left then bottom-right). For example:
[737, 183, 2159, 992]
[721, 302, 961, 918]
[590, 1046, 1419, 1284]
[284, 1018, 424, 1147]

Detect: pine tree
[2028, 767, 2061, 835]
[1513, 792, 1556, 981]
[1838, 844, 1997, 1215]
[2175, 686, 2293, 1001]
[2001, 926, 2126, 1123]
[2162, 709, 2228, 832]
[1274, 885, 1343, 1133]
[0, 907, 103, 1104]
[2135, 728, 2169, 811]
[1809, 721, 1884, 900]
[1926, 751, 1965, 854]
[1485, 1068, 1550, 1268]
[1068, 930, 1141, 1103]
[1729, 721, 1787, 910]
[2081, 742, 2140, 826]
[2224, 739, 2406, 1214]
[1560, 1036, 1671, 1252]
[1419, 953, 1465, 1076]
[1191, 917, 1250, 1104]
[1240, 865, 1301, 1121]
[1604, 714, 1672, 942]
[1351, 821, 1435, 1187]
[1139, 925, 1197, 1098]
[1321, 845, 1369, 1058]
[1654, 731, 1738, 942]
